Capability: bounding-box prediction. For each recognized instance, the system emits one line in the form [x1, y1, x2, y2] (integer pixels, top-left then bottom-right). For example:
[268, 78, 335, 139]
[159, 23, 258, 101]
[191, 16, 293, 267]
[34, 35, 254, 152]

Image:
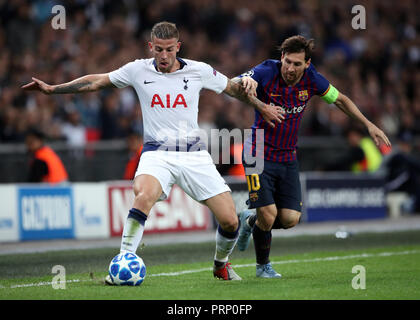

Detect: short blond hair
[151, 21, 179, 40]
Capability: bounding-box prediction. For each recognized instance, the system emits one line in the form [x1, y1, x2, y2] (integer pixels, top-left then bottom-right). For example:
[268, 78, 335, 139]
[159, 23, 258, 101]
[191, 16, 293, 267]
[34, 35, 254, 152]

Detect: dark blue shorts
[243, 159, 302, 212]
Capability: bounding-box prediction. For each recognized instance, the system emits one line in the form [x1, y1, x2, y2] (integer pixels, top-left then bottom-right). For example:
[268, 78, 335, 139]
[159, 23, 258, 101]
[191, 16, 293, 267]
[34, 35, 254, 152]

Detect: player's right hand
[21, 77, 53, 94]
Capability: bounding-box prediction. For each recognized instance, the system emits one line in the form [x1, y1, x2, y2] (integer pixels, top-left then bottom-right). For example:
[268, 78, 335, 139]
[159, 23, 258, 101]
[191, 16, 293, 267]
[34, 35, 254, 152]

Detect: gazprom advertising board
[72, 183, 109, 239]
[18, 185, 74, 240]
[0, 173, 389, 243]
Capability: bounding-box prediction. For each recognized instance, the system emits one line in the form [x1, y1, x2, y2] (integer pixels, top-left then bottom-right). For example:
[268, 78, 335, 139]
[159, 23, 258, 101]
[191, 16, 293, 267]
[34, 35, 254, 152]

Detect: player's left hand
[261, 104, 285, 128]
[367, 123, 392, 148]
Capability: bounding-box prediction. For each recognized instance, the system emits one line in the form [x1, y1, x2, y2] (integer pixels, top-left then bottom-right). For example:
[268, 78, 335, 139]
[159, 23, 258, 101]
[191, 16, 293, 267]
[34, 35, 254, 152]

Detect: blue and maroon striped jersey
[242, 59, 330, 163]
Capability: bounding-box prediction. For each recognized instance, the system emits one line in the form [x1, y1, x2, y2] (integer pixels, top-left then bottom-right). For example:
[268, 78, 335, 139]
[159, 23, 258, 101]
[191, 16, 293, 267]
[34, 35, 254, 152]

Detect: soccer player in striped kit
[235, 35, 391, 278]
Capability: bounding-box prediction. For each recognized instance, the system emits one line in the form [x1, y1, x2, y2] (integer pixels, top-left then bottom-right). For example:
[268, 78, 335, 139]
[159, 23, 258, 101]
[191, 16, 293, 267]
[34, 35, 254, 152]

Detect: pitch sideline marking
[3, 249, 419, 289]
[149, 249, 420, 277]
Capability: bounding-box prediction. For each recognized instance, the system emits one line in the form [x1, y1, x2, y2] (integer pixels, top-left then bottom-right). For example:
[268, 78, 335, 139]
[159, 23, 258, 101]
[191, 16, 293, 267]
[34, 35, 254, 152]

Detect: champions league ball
[108, 252, 146, 286]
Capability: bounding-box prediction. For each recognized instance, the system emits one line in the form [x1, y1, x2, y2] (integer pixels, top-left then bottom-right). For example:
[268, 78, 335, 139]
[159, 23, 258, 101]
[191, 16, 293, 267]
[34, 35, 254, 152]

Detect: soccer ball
[108, 252, 146, 286]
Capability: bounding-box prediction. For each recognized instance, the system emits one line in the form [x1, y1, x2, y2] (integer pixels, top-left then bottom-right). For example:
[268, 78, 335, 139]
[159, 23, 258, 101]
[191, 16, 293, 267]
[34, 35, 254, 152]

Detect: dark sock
[247, 213, 257, 228]
[217, 222, 240, 239]
[128, 208, 147, 225]
[252, 224, 272, 265]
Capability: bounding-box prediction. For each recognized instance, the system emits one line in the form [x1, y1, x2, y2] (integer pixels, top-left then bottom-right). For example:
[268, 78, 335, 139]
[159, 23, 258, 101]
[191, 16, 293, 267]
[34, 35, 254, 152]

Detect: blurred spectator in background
[61, 106, 86, 149]
[0, 0, 419, 179]
[382, 131, 420, 213]
[25, 128, 68, 183]
[0, 0, 417, 145]
[123, 129, 143, 180]
[99, 92, 124, 140]
[322, 125, 383, 173]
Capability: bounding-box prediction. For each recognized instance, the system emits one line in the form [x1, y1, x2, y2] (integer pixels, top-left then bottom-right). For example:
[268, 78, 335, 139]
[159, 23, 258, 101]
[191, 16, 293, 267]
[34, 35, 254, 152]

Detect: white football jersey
[109, 58, 228, 151]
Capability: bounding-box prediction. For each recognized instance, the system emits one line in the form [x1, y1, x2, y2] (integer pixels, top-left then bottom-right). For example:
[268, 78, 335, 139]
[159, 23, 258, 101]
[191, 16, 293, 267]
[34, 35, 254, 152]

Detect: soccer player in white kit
[22, 21, 285, 282]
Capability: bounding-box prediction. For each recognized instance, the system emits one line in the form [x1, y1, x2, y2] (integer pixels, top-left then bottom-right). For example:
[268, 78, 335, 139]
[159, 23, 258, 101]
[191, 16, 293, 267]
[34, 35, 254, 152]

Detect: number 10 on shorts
[246, 174, 261, 192]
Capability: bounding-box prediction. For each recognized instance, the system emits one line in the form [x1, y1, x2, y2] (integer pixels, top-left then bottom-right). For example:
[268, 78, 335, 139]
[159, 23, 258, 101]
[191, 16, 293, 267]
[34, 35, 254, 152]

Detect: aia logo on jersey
[151, 94, 188, 108]
[298, 90, 309, 101]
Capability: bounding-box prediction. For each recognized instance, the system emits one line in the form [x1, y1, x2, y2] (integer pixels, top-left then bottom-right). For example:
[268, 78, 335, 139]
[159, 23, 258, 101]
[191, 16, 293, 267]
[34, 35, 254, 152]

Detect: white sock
[214, 225, 239, 263]
[120, 208, 147, 253]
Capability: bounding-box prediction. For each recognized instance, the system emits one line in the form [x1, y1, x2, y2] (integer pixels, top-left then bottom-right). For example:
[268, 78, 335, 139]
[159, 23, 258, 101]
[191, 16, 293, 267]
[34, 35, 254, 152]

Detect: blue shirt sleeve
[307, 64, 330, 96]
[239, 60, 278, 85]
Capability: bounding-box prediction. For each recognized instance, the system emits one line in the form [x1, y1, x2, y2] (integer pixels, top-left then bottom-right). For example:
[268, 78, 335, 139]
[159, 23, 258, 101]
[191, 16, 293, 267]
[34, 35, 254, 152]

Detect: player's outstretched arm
[334, 92, 391, 147]
[21, 74, 115, 94]
[224, 79, 284, 128]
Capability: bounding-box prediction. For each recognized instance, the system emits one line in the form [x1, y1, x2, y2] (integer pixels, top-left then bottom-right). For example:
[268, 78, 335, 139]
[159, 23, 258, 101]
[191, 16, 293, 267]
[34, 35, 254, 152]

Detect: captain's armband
[320, 84, 339, 104]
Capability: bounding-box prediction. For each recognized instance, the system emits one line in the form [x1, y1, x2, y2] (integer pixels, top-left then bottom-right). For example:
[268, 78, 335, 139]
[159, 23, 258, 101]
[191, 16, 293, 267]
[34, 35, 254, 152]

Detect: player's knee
[133, 190, 156, 213]
[257, 207, 276, 230]
[132, 178, 161, 212]
[219, 214, 239, 233]
[282, 211, 301, 229]
[133, 179, 146, 197]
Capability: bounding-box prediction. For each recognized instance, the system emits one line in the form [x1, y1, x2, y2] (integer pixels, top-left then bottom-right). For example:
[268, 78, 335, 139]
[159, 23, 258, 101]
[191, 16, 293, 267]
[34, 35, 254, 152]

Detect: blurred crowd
[1, 0, 419, 146]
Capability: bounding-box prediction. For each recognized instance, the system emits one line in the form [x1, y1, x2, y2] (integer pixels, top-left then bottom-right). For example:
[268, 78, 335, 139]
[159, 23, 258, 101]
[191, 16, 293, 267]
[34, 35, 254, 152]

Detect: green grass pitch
[1, 230, 420, 300]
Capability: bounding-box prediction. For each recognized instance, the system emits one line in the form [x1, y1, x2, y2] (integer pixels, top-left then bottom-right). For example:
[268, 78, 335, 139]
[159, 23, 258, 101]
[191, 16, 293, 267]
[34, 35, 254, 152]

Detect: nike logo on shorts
[144, 80, 155, 84]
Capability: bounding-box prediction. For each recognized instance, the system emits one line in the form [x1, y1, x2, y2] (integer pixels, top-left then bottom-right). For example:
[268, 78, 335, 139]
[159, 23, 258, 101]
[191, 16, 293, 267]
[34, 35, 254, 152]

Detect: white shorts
[135, 150, 231, 202]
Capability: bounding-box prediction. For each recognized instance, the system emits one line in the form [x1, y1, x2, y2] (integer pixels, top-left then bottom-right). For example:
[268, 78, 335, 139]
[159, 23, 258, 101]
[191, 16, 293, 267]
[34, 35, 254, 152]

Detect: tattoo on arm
[224, 79, 265, 112]
[51, 74, 114, 94]
[52, 82, 93, 93]
[230, 77, 242, 84]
